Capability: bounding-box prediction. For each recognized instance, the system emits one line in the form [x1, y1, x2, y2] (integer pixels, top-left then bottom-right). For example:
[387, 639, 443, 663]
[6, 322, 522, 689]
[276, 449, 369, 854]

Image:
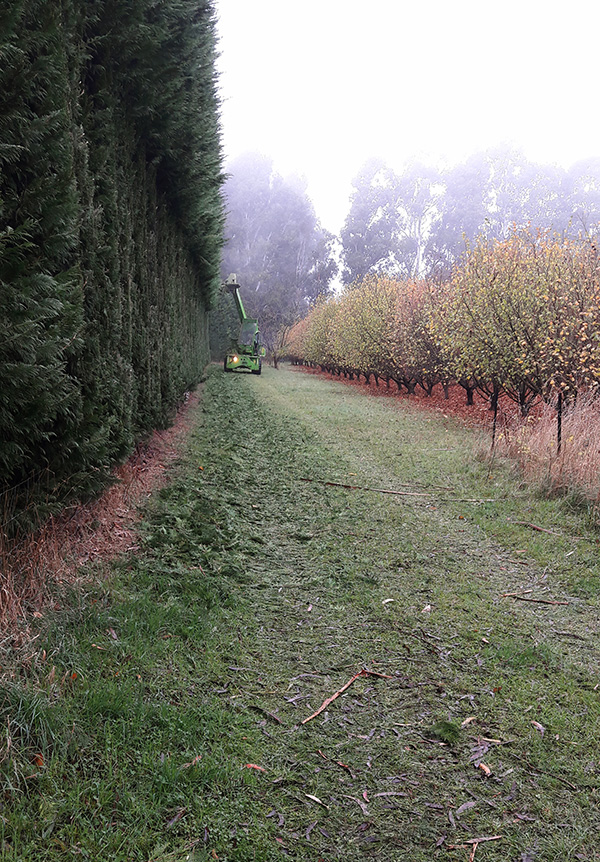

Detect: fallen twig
[512, 521, 584, 540]
[511, 596, 569, 606]
[511, 753, 578, 791]
[501, 589, 533, 597]
[298, 477, 494, 503]
[298, 477, 429, 497]
[301, 668, 391, 725]
[248, 704, 283, 724]
[318, 749, 355, 778]
[447, 836, 502, 849]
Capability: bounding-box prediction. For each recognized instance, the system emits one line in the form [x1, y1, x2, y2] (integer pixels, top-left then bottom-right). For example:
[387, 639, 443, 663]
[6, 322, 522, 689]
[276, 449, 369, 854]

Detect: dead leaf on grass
[305, 821, 317, 841]
[470, 739, 490, 764]
[344, 795, 370, 816]
[266, 810, 285, 827]
[455, 800, 476, 816]
[373, 791, 408, 798]
[166, 807, 187, 828]
[461, 716, 476, 727]
[531, 720, 545, 737]
[304, 793, 329, 810]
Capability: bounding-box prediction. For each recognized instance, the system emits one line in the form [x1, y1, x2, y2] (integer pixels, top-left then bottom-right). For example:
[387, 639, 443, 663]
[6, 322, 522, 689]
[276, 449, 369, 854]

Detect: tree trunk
[490, 385, 499, 451]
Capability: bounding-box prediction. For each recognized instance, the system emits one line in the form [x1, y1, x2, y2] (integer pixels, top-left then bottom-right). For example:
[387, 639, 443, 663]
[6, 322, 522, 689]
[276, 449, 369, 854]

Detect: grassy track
[3, 365, 600, 861]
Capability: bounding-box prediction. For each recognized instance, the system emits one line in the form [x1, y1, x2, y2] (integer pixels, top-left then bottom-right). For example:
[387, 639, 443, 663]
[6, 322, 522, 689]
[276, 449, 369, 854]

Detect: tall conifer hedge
[0, 0, 223, 531]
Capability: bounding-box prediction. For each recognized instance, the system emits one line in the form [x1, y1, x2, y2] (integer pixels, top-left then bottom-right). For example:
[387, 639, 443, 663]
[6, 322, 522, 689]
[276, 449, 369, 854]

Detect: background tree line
[0, 0, 223, 532]
[341, 146, 600, 283]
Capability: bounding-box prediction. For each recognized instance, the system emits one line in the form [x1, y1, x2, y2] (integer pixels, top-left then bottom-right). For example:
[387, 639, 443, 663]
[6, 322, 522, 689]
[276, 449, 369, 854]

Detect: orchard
[287, 228, 600, 449]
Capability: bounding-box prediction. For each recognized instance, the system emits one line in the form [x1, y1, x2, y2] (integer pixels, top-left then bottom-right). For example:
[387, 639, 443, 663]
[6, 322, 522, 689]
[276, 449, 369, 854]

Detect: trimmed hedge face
[0, 0, 223, 530]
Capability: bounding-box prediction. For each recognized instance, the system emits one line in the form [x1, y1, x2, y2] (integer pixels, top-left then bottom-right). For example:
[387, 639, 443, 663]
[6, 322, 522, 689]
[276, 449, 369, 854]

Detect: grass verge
[2, 364, 600, 861]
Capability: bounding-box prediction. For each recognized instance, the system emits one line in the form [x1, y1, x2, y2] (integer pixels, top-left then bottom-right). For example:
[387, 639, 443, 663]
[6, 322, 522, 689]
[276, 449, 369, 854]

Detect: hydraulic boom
[223, 274, 264, 374]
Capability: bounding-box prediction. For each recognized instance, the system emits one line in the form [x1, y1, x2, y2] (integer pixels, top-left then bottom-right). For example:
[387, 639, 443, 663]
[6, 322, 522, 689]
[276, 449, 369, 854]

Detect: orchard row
[286, 229, 600, 416]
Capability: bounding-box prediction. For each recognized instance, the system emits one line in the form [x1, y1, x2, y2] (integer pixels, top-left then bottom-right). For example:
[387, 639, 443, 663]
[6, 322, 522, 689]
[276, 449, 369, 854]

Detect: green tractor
[223, 274, 265, 374]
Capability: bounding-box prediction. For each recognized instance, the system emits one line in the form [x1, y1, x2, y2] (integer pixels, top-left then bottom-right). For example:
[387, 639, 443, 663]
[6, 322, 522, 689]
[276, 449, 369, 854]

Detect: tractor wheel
[252, 359, 262, 375]
[223, 358, 230, 372]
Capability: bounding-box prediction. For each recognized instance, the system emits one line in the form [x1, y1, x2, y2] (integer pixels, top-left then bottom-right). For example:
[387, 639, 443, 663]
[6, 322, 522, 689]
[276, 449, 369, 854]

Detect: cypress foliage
[0, 0, 223, 532]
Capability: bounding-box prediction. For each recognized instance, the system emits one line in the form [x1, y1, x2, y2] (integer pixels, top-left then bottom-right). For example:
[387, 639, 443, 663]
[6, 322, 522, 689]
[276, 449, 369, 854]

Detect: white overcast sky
[214, 0, 600, 234]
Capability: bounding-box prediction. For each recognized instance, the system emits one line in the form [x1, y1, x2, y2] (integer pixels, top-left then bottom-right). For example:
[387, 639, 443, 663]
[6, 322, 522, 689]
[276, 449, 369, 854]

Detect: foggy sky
[214, 0, 600, 234]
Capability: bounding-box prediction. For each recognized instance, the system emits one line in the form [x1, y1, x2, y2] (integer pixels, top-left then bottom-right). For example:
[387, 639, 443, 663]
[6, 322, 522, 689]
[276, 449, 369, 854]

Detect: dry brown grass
[493, 392, 600, 507]
[0, 389, 201, 636]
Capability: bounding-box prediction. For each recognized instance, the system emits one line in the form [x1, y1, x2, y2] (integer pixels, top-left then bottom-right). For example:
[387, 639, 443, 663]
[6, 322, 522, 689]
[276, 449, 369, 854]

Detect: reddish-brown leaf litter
[293, 364, 526, 428]
[2, 390, 201, 629]
[52, 389, 201, 572]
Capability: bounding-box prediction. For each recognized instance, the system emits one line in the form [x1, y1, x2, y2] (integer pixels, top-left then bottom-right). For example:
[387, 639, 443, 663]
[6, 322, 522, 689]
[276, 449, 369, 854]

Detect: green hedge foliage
[0, 0, 223, 531]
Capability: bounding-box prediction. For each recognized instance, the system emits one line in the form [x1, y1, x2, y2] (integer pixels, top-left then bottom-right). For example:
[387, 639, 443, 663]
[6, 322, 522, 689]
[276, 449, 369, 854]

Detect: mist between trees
[212, 146, 600, 368]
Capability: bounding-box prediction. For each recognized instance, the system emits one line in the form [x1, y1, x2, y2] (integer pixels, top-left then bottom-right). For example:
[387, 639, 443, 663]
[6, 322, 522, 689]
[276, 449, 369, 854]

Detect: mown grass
[2, 364, 600, 861]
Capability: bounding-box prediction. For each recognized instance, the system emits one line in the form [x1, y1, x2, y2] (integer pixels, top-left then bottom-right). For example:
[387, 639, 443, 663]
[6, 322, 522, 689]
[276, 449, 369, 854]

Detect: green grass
[2, 364, 600, 860]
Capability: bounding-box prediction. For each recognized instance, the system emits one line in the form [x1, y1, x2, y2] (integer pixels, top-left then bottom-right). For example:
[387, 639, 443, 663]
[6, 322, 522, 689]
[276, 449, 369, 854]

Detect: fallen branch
[502, 589, 533, 597]
[511, 753, 578, 791]
[298, 477, 429, 497]
[298, 477, 494, 503]
[301, 668, 391, 725]
[511, 596, 569, 606]
[512, 521, 584, 540]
